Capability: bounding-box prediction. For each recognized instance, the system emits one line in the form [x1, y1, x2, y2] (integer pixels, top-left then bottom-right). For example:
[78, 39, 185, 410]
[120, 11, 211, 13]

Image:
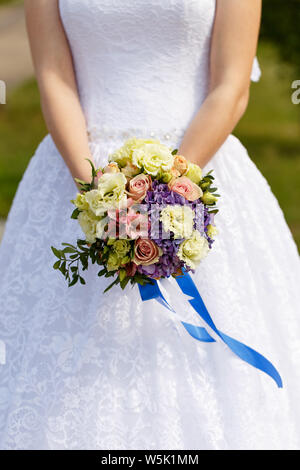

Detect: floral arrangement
[52, 138, 220, 292]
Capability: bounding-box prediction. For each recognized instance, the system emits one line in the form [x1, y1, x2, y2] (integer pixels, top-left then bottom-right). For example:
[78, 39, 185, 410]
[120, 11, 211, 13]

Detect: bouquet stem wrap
[139, 271, 283, 388]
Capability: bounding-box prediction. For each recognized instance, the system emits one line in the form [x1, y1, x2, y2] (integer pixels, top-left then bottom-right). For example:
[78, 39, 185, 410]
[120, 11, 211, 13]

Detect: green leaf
[51, 247, 62, 259]
[74, 178, 88, 186]
[69, 277, 78, 287]
[120, 277, 130, 290]
[71, 208, 80, 220]
[77, 239, 88, 247]
[79, 276, 86, 285]
[171, 148, 178, 155]
[103, 278, 119, 293]
[62, 247, 77, 254]
[53, 261, 61, 270]
[98, 268, 107, 277]
[119, 269, 127, 282]
[60, 261, 67, 275]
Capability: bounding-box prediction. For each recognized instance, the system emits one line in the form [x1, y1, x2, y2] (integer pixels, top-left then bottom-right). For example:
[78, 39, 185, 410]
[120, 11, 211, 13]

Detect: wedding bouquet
[51, 137, 219, 292]
[51, 137, 283, 388]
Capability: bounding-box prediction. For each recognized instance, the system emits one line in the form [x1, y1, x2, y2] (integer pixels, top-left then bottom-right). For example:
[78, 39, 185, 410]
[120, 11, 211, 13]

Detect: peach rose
[121, 161, 140, 178]
[127, 174, 152, 202]
[168, 176, 203, 201]
[103, 162, 120, 174]
[133, 238, 162, 266]
[173, 154, 188, 175]
[169, 168, 181, 179]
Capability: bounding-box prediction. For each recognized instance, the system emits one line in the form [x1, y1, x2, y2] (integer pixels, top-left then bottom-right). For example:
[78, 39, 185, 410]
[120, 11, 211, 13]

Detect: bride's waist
[87, 125, 186, 146]
[86, 125, 187, 167]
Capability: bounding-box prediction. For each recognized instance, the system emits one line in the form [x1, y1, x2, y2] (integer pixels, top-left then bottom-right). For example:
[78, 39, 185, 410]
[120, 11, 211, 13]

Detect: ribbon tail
[138, 281, 175, 312]
[220, 332, 283, 388]
[181, 321, 216, 343]
[181, 275, 283, 389]
[138, 282, 215, 343]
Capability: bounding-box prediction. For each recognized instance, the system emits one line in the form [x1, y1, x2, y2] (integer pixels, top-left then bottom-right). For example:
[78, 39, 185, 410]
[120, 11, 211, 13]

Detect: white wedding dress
[1, 0, 300, 450]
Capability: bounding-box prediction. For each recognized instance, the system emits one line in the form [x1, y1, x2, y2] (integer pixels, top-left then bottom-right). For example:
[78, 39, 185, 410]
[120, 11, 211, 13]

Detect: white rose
[78, 210, 99, 244]
[177, 230, 210, 269]
[132, 143, 174, 177]
[85, 173, 127, 216]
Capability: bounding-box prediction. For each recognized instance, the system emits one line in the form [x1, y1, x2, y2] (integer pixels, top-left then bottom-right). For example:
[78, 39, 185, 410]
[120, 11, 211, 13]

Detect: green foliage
[74, 159, 102, 192]
[0, 0, 18, 5]
[0, 79, 47, 217]
[51, 238, 153, 292]
[199, 171, 220, 211]
[236, 43, 300, 249]
[261, 0, 300, 74]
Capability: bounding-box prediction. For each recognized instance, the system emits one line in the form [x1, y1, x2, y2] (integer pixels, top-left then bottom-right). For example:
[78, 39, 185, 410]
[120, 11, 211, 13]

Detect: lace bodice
[59, 0, 260, 136]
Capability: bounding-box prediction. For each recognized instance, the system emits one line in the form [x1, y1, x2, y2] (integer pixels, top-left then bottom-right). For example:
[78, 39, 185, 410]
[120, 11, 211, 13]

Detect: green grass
[0, 0, 19, 5]
[235, 43, 300, 248]
[0, 43, 299, 248]
[0, 79, 47, 216]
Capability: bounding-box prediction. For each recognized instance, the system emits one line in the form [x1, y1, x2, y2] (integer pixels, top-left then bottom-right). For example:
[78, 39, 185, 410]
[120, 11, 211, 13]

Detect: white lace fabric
[0, 0, 300, 450]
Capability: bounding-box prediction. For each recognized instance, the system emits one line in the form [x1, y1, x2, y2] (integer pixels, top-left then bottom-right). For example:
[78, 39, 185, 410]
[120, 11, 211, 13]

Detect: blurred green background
[0, 0, 299, 248]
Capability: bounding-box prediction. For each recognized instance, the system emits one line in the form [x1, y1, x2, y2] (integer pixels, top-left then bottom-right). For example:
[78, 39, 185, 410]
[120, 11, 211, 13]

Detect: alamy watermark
[0, 80, 6, 104]
[291, 80, 300, 104]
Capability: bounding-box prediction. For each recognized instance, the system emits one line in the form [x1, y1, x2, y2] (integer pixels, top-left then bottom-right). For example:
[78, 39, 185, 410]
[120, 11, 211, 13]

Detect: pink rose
[127, 174, 152, 202]
[133, 239, 162, 266]
[168, 176, 203, 201]
[121, 208, 149, 239]
[173, 155, 188, 175]
[106, 208, 149, 239]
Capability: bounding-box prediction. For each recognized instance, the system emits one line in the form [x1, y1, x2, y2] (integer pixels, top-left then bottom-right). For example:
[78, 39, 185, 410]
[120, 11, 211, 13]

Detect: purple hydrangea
[203, 205, 215, 248]
[136, 181, 203, 279]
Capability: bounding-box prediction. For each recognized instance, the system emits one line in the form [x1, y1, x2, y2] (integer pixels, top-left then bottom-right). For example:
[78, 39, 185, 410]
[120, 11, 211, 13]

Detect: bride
[0, 0, 300, 450]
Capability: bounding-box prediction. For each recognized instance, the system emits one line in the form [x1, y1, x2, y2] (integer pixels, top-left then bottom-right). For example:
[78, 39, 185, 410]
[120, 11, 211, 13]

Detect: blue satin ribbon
[138, 272, 283, 388]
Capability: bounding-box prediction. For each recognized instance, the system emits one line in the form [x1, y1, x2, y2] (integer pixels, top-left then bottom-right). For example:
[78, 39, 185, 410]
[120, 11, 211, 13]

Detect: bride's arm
[24, 0, 94, 184]
[178, 0, 262, 168]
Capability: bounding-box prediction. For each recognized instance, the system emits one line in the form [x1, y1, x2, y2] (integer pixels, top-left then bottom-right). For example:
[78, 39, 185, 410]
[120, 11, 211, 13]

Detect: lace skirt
[0, 131, 300, 450]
